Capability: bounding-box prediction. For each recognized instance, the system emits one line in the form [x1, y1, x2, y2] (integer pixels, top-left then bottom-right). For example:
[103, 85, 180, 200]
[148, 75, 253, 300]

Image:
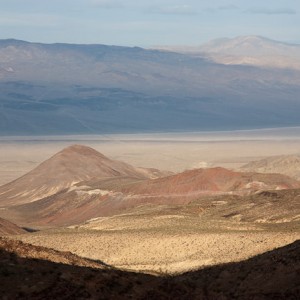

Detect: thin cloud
[147, 5, 197, 15]
[246, 7, 297, 15]
[203, 5, 239, 13]
[0, 12, 63, 27]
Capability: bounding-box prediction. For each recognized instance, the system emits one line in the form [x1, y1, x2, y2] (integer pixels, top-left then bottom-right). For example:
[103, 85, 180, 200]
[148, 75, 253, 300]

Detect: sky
[0, 0, 299, 47]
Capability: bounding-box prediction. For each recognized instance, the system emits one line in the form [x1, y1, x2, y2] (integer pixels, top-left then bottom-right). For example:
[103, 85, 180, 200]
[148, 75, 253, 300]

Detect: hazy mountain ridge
[241, 154, 300, 180]
[157, 35, 300, 69]
[1, 38, 300, 134]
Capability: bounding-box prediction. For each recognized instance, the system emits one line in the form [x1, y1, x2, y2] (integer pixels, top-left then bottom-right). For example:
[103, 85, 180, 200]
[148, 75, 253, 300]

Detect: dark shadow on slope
[0, 237, 299, 299]
[21, 227, 40, 233]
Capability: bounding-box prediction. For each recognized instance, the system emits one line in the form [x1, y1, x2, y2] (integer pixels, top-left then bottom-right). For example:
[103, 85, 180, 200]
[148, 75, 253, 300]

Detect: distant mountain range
[0, 36, 300, 135]
[156, 35, 300, 69]
[241, 154, 300, 180]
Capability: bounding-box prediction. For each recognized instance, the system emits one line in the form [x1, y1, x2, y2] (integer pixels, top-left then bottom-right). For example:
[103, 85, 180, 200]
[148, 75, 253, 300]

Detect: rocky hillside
[241, 154, 300, 180]
[0, 218, 26, 235]
[2, 166, 299, 227]
[0, 145, 164, 207]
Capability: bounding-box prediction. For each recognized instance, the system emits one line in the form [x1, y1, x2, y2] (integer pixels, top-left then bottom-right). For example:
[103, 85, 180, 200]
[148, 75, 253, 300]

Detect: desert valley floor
[0, 129, 300, 298]
[2, 128, 300, 186]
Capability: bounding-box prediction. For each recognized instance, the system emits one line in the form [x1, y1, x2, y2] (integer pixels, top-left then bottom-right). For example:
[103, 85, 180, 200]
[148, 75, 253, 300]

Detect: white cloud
[203, 5, 240, 14]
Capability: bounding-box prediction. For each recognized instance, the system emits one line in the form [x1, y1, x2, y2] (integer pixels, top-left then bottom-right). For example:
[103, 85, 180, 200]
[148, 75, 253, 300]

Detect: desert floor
[1, 128, 300, 186]
[13, 227, 300, 274]
[11, 203, 300, 274]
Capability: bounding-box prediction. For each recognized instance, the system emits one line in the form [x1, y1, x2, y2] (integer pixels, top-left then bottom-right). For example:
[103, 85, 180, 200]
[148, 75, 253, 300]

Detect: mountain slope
[0, 218, 26, 235]
[4, 167, 299, 227]
[157, 35, 300, 69]
[0, 145, 152, 207]
[200, 35, 300, 57]
[241, 155, 300, 180]
[118, 167, 300, 197]
[1, 38, 300, 134]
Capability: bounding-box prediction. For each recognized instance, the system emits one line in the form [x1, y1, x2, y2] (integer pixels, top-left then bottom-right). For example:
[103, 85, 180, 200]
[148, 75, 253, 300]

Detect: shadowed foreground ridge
[0, 237, 299, 299]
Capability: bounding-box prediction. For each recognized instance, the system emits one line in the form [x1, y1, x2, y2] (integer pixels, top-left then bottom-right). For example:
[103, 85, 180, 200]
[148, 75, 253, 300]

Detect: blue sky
[0, 0, 299, 46]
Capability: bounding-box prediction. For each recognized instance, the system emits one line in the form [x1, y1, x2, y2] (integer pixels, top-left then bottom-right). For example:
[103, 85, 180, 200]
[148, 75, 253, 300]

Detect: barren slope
[0, 237, 107, 269]
[119, 167, 300, 195]
[241, 154, 300, 180]
[0, 145, 157, 207]
[0, 217, 26, 235]
[3, 167, 299, 227]
[79, 188, 300, 231]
